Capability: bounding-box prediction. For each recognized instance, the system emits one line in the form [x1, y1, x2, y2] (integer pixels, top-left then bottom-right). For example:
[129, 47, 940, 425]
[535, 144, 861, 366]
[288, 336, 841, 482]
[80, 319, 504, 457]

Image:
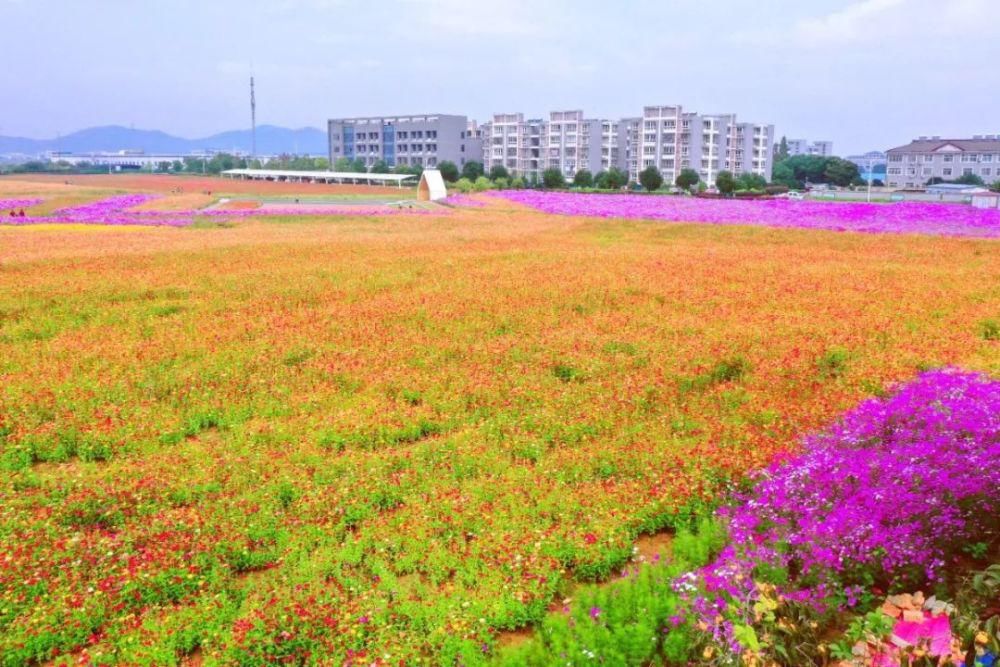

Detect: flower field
[0, 176, 998, 665]
[488, 190, 1000, 238]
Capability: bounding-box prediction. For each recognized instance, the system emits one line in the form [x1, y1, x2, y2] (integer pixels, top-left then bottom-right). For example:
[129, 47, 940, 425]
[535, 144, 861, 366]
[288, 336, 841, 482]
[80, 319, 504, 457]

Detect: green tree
[473, 176, 491, 192]
[350, 158, 367, 173]
[511, 176, 526, 189]
[157, 161, 172, 172]
[370, 159, 391, 174]
[334, 157, 353, 171]
[955, 172, 985, 186]
[488, 165, 510, 181]
[541, 168, 566, 188]
[606, 167, 629, 189]
[171, 160, 184, 172]
[573, 169, 594, 188]
[991, 179, 1000, 193]
[676, 168, 700, 191]
[438, 161, 460, 183]
[774, 136, 790, 163]
[454, 177, 474, 193]
[736, 172, 767, 191]
[639, 166, 664, 191]
[461, 161, 484, 180]
[715, 170, 736, 195]
[823, 157, 860, 187]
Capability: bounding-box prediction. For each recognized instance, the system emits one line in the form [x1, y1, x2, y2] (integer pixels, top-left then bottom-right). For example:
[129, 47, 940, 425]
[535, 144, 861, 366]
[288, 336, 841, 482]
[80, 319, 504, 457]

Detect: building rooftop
[887, 137, 1000, 152]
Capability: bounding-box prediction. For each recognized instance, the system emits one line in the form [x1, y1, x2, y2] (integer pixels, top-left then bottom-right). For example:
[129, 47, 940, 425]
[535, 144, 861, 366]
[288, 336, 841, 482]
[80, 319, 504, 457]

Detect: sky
[2, 0, 999, 155]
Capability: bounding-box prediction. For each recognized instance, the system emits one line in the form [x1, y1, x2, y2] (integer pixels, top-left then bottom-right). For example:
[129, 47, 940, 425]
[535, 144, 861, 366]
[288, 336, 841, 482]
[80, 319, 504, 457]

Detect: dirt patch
[634, 531, 673, 564]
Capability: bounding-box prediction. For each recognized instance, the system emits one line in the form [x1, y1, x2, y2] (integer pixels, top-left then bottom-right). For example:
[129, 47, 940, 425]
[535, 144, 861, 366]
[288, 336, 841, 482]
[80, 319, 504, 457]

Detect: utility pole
[250, 76, 257, 163]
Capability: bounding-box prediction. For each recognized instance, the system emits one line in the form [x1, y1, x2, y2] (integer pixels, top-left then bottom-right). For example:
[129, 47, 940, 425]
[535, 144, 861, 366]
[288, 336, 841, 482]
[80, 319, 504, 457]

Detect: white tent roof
[221, 168, 417, 184]
[418, 169, 448, 201]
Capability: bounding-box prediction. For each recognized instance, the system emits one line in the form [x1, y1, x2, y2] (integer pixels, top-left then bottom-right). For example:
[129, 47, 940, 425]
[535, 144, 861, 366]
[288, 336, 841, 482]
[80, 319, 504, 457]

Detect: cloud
[791, 0, 1000, 46]
[398, 0, 549, 37]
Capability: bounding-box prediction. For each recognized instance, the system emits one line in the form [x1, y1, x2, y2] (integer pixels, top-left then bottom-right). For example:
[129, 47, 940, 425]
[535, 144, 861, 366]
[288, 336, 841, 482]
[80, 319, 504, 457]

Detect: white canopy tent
[417, 169, 447, 201]
[221, 168, 417, 188]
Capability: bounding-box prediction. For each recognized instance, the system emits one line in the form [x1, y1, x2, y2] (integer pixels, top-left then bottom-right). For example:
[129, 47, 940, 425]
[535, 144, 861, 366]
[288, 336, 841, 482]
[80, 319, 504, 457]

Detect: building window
[943, 155, 953, 162]
[983, 168, 992, 176]
[888, 154, 903, 162]
[943, 168, 952, 176]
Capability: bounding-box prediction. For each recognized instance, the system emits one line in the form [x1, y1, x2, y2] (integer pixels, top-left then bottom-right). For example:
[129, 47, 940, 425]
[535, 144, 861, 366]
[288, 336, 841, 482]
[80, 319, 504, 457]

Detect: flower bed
[0, 198, 43, 212]
[489, 190, 1000, 238]
[0, 194, 436, 227]
[685, 368, 1000, 663]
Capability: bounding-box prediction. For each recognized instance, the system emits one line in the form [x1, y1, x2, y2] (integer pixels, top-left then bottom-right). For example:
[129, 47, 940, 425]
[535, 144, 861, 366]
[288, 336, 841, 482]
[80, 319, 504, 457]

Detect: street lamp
[867, 155, 873, 203]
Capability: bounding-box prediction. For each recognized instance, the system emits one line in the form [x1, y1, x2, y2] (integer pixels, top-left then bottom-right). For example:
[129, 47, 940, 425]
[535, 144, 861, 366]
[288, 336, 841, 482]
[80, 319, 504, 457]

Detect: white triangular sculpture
[417, 169, 447, 201]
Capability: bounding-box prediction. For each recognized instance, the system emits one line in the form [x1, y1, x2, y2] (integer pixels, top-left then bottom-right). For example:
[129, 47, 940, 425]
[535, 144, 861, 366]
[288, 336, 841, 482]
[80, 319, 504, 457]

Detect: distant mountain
[0, 124, 328, 156]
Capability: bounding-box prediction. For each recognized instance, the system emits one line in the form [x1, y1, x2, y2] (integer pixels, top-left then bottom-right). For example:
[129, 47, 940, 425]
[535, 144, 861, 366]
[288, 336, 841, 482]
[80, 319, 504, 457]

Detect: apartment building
[728, 122, 775, 180]
[885, 135, 1000, 189]
[600, 117, 638, 173]
[327, 113, 481, 170]
[544, 110, 602, 178]
[787, 139, 834, 157]
[636, 107, 774, 186]
[481, 113, 547, 181]
[479, 105, 774, 186]
[636, 105, 684, 184]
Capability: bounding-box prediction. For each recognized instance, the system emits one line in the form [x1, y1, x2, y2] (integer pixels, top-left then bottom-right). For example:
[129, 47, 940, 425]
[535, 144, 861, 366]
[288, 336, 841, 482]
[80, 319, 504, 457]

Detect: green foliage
[980, 318, 1000, 341]
[715, 170, 736, 195]
[454, 177, 474, 193]
[488, 165, 510, 181]
[830, 611, 895, 660]
[495, 519, 725, 666]
[639, 166, 664, 192]
[955, 172, 985, 186]
[676, 168, 700, 191]
[595, 168, 629, 190]
[572, 169, 593, 188]
[334, 157, 352, 171]
[817, 347, 850, 378]
[438, 160, 460, 183]
[552, 364, 582, 383]
[541, 168, 566, 189]
[510, 176, 526, 189]
[473, 176, 491, 192]
[679, 356, 752, 393]
[737, 172, 767, 191]
[462, 161, 485, 180]
[370, 159, 391, 174]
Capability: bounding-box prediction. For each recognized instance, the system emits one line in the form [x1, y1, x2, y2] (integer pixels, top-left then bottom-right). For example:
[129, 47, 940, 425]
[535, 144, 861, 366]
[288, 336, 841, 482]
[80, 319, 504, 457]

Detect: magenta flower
[487, 190, 1000, 238]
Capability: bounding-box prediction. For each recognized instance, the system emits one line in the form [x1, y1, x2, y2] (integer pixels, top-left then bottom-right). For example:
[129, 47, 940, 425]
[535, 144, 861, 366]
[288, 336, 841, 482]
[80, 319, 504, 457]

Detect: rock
[881, 601, 902, 618]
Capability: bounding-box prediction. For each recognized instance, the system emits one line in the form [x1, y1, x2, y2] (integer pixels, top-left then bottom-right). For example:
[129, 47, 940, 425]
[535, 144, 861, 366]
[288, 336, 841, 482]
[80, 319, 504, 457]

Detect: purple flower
[589, 606, 601, 620]
[486, 190, 1000, 238]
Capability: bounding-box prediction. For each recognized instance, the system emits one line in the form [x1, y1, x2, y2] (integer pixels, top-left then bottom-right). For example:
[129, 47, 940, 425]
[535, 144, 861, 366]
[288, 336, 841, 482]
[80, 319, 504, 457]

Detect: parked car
[786, 191, 805, 201]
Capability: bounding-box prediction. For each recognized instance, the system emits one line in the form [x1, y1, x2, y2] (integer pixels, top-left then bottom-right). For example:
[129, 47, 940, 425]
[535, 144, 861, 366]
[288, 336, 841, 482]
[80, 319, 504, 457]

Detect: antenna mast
[250, 76, 257, 161]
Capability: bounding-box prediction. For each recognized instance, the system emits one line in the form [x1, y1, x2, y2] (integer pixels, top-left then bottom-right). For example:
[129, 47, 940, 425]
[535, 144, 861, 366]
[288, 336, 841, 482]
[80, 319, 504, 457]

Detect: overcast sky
[2, 0, 998, 154]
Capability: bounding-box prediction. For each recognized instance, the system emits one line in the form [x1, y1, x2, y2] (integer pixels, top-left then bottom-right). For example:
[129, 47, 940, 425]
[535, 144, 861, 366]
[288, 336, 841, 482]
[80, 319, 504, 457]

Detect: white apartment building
[482, 113, 547, 181]
[545, 110, 602, 178]
[481, 105, 775, 186]
[637, 105, 684, 184]
[636, 107, 774, 186]
[885, 136, 1000, 189]
[787, 139, 833, 157]
[600, 117, 638, 173]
